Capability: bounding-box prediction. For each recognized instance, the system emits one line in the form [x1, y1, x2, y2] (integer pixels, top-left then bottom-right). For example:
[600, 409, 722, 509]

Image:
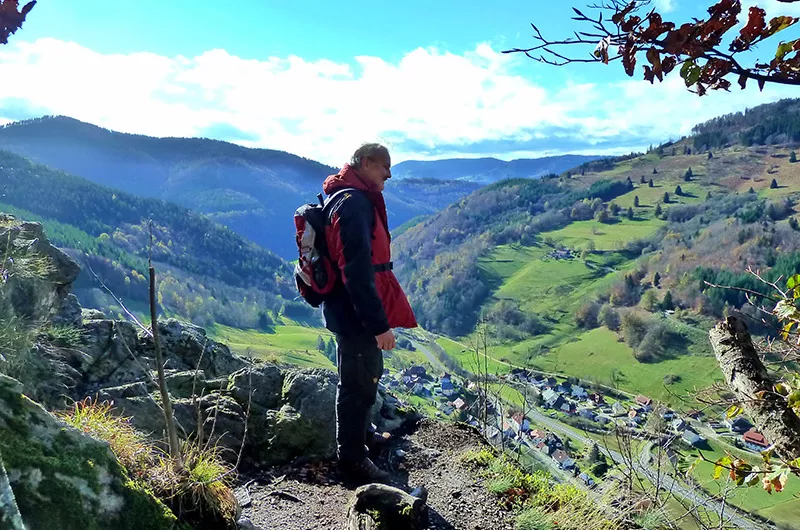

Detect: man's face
[361, 155, 392, 192]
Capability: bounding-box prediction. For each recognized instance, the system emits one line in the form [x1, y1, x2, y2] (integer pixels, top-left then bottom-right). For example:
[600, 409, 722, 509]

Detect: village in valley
[382, 359, 773, 490]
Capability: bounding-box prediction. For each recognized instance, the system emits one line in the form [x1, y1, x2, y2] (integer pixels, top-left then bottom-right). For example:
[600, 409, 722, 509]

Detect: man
[321, 143, 418, 483]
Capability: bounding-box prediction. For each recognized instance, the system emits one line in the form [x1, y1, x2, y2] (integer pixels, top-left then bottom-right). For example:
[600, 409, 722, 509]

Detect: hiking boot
[339, 457, 391, 484]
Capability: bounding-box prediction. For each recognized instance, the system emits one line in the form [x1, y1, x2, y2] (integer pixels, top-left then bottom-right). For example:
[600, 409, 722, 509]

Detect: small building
[671, 418, 686, 432]
[557, 382, 573, 394]
[589, 393, 606, 406]
[552, 449, 576, 470]
[571, 386, 588, 399]
[543, 389, 566, 410]
[453, 397, 467, 411]
[511, 413, 531, 433]
[726, 416, 753, 434]
[742, 429, 770, 451]
[530, 429, 548, 442]
[635, 395, 653, 411]
[560, 401, 574, 415]
[578, 407, 597, 421]
[682, 430, 705, 447]
[595, 414, 611, 425]
[611, 402, 626, 416]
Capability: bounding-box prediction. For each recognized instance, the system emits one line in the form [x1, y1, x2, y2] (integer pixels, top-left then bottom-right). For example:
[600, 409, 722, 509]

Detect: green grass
[529, 328, 721, 407]
[541, 217, 664, 251]
[435, 336, 510, 375]
[687, 439, 800, 528]
[208, 322, 335, 369]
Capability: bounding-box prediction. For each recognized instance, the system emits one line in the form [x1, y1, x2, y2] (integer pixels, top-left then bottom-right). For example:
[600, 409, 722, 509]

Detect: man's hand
[375, 330, 396, 351]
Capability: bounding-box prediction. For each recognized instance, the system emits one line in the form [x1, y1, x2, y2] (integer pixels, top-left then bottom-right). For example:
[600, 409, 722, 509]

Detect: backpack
[293, 187, 357, 307]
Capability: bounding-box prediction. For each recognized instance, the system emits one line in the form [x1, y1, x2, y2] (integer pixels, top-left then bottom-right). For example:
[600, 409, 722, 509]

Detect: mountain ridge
[392, 153, 603, 183]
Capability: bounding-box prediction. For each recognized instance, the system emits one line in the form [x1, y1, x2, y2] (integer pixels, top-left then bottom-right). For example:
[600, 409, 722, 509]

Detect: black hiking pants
[335, 332, 383, 463]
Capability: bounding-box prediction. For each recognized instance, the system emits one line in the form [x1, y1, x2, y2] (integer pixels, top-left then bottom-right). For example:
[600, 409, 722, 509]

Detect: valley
[1, 98, 799, 530]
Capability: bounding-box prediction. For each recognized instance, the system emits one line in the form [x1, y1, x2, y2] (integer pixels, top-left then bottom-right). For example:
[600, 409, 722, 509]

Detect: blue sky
[1, 0, 799, 165]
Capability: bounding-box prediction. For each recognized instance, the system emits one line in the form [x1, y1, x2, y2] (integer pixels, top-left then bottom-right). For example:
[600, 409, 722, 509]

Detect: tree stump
[345, 484, 428, 530]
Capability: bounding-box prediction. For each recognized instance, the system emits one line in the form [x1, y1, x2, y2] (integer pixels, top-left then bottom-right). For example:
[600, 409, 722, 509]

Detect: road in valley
[519, 404, 769, 530]
[403, 333, 769, 529]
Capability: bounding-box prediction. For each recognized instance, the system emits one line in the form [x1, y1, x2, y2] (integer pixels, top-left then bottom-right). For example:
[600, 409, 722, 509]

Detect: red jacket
[321, 165, 417, 335]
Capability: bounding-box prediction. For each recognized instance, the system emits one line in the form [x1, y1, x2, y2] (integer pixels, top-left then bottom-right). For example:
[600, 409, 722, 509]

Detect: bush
[575, 301, 601, 329]
[634, 321, 671, 362]
[598, 304, 620, 331]
[621, 311, 649, 349]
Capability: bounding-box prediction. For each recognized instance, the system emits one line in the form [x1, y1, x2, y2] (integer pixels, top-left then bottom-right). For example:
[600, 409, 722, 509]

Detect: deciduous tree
[504, 0, 800, 95]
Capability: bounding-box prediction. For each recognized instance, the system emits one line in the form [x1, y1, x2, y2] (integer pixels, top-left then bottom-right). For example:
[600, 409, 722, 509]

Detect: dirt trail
[238, 420, 515, 530]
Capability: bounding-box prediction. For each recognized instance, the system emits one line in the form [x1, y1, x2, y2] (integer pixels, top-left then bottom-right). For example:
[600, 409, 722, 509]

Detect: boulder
[251, 368, 338, 465]
[0, 220, 80, 323]
[0, 374, 177, 530]
[228, 363, 283, 411]
[345, 484, 428, 530]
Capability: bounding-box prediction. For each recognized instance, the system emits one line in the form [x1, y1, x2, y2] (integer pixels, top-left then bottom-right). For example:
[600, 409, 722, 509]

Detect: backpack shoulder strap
[323, 187, 359, 209]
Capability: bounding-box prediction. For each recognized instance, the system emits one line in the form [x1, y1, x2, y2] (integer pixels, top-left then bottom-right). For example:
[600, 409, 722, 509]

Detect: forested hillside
[0, 149, 314, 329]
[691, 97, 800, 150]
[393, 97, 800, 404]
[0, 117, 486, 256]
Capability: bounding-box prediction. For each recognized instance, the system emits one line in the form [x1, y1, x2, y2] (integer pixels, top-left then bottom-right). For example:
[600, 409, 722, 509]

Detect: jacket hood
[322, 164, 379, 196]
[322, 164, 390, 240]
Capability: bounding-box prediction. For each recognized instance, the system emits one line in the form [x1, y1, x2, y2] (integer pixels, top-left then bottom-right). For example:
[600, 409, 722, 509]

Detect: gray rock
[0, 221, 80, 323]
[52, 293, 83, 327]
[228, 363, 284, 411]
[0, 374, 176, 530]
[81, 308, 106, 321]
[345, 483, 428, 530]
[138, 319, 248, 378]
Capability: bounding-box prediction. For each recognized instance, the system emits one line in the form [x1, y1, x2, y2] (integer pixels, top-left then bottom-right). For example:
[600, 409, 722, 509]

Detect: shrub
[621, 312, 649, 349]
[598, 304, 620, 331]
[576, 301, 601, 329]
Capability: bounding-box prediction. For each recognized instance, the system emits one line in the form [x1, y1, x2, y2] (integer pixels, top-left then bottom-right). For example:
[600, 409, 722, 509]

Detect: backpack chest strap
[373, 262, 393, 272]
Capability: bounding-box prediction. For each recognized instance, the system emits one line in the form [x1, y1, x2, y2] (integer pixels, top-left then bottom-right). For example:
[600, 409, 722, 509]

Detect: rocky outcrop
[0, 374, 177, 530]
[1, 214, 419, 481]
[0, 219, 81, 323]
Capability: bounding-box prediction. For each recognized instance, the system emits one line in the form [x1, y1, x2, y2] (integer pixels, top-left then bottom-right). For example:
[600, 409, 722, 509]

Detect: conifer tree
[790, 151, 797, 164]
[770, 178, 779, 189]
[634, 196, 640, 207]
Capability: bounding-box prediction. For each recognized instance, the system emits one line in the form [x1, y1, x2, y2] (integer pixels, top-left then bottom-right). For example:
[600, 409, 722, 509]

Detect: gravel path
[238, 420, 515, 530]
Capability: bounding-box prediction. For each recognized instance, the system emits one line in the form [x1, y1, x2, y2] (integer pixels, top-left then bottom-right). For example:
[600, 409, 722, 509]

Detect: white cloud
[655, 0, 676, 14]
[0, 38, 796, 165]
[742, 0, 800, 17]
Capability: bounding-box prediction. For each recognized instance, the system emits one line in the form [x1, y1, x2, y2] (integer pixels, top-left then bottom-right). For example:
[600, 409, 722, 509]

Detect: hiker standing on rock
[321, 143, 418, 483]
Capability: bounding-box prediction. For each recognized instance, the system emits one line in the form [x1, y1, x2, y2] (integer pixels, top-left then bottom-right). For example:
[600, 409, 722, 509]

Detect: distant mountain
[0, 149, 306, 329]
[0, 117, 476, 257]
[392, 154, 603, 183]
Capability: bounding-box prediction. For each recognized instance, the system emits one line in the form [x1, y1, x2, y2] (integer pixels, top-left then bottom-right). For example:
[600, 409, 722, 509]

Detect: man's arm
[333, 193, 391, 337]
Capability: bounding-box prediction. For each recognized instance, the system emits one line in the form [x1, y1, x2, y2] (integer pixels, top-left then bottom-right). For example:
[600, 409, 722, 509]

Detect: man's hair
[350, 143, 390, 169]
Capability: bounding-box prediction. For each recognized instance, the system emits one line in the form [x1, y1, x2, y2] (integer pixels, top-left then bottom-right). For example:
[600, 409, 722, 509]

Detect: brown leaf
[612, 2, 637, 25]
[730, 6, 766, 52]
[621, 40, 637, 77]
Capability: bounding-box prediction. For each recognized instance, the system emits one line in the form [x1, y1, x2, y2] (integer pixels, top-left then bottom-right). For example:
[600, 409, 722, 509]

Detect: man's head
[351, 143, 391, 192]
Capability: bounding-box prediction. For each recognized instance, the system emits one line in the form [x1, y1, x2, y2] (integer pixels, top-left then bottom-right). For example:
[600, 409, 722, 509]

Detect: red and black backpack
[293, 188, 356, 307]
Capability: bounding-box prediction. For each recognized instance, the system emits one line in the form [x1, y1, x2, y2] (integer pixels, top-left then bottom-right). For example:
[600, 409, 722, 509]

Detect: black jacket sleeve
[333, 192, 391, 336]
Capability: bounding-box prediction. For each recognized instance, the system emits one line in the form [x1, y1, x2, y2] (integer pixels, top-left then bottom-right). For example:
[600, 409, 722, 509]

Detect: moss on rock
[0, 374, 177, 530]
